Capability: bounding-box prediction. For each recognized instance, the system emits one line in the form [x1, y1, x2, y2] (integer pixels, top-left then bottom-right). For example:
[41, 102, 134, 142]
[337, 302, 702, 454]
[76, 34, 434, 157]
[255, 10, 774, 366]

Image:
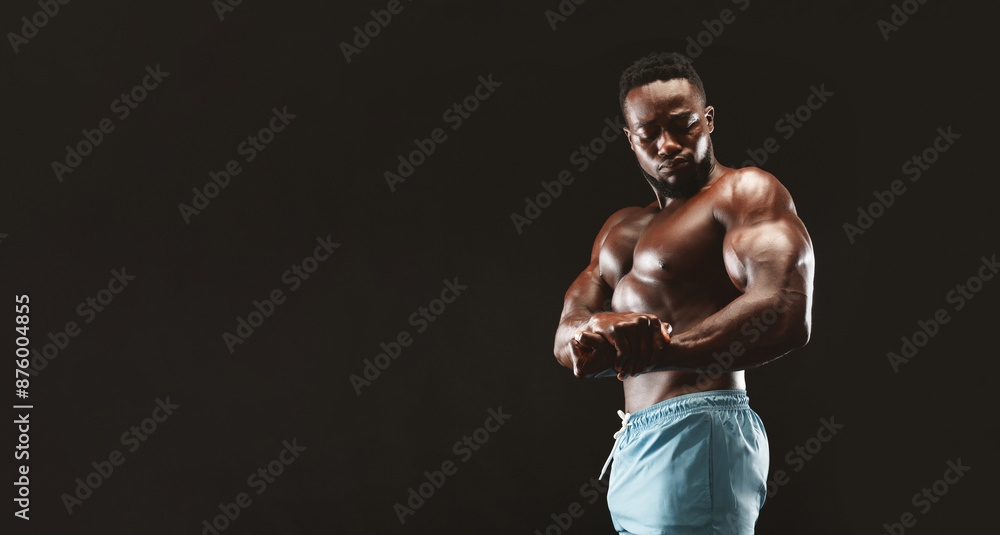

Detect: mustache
[657, 156, 688, 169]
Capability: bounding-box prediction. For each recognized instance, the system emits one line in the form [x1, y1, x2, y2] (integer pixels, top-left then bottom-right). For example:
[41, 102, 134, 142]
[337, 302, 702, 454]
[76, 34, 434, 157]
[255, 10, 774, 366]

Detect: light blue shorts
[602, 390, 769, 535]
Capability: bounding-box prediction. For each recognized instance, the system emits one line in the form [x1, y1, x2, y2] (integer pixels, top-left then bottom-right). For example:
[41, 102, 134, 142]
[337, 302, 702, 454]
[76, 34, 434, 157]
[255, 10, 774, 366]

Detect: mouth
[658, 159, 689, 172]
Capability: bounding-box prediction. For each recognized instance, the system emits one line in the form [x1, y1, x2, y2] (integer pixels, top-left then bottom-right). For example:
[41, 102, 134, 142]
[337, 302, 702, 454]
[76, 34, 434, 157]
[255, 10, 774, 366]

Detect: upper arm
[558, 207, 639, 320]
[718, 169, 814, 301]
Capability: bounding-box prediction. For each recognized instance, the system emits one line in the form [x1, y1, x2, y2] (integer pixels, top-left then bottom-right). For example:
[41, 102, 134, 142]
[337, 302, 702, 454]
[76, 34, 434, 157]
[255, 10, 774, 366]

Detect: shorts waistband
[597, 389, 752, 480]
[625, 389, 750, 432]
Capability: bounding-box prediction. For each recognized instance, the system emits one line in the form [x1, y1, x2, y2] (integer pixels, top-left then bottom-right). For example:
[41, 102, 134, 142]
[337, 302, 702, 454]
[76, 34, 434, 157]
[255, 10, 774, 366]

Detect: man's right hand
[569, 331, 617, 378]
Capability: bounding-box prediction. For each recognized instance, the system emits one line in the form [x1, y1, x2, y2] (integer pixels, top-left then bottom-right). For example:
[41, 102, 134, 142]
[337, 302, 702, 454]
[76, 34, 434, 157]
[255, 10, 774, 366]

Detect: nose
[656, 131, 682, 159]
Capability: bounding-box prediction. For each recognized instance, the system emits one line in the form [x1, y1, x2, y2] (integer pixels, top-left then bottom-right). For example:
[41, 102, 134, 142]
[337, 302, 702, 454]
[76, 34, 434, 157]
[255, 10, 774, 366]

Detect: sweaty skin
[554, 79, 814, 413]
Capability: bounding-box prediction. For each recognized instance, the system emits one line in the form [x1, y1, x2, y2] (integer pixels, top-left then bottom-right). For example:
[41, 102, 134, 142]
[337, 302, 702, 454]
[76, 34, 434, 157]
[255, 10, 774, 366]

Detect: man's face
[623, 79, 715, 199]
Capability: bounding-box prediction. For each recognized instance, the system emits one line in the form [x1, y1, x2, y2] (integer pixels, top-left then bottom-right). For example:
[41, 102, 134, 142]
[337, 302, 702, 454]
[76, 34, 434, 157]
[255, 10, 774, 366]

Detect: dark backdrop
[4, 0, 997, 533]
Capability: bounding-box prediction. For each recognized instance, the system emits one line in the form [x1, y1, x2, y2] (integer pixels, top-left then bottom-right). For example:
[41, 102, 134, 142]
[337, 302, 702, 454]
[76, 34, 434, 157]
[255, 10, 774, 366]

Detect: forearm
[554, 312, 591, 369]
[652, 288, 810, 373]
[553, 263, 614, 373]
[556, 308, 633, 378]
[554, 311, 622, 377]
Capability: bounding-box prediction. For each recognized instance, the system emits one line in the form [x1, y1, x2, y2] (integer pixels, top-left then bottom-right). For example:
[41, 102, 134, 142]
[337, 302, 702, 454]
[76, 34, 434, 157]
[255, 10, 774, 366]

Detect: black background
[3, 0, 997, 533]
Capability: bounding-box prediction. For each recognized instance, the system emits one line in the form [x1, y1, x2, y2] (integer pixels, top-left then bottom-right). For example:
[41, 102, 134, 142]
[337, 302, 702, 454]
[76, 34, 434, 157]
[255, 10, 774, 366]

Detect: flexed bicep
[724, 214, 813, 299]
[719, 169, 813, 301]
[710, 168, 815, 356]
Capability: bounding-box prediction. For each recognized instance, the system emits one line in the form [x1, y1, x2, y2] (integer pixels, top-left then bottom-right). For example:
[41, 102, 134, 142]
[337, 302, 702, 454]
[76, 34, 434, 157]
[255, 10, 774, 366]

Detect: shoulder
[714, 166, 793, 205]
[602, 205, 647, 229]
[712, 166, 798, 227]
[588, 205, 649, 256]
[594, 205, 644, 242]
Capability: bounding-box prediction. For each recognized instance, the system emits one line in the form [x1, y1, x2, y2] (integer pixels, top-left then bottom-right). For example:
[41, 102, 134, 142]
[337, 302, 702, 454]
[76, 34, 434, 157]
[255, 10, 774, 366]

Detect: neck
[705, 152, 730, 186]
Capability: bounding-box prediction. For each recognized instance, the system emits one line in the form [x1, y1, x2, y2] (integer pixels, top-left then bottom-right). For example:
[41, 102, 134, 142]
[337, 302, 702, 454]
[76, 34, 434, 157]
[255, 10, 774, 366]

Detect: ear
[704, 105, 715, 134]
[624, 128, 636, 151]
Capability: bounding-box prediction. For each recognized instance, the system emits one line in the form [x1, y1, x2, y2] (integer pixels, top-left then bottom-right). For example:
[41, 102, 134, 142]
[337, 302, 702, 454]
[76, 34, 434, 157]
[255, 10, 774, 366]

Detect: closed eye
[635, 128, 658, 142]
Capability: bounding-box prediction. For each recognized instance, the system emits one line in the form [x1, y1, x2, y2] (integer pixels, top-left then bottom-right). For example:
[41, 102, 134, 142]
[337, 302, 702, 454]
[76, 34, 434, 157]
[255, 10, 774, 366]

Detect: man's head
[619, 52, 716, 200]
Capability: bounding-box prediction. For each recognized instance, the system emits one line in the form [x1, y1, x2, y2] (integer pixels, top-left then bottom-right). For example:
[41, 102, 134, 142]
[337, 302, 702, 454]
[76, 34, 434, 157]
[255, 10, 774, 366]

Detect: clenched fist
[571, 313, 672, 380]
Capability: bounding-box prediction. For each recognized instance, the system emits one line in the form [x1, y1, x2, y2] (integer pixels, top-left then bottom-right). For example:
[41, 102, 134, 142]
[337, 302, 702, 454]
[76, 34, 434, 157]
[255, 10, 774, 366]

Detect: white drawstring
[599, 410, 631, 479]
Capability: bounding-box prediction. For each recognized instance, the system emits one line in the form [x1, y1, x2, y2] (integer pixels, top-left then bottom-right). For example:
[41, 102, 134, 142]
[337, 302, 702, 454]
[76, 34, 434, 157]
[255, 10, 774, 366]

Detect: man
[553, 52, 815, 534]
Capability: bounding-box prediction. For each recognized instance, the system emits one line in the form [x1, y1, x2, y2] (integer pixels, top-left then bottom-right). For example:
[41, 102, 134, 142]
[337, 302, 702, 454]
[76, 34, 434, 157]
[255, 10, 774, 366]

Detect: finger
[577, 331, 608, 350]
[617, 352, 631, 378]
[617, 354, 634, 380]
[592, 324, 626, 373]
[630, 323, 650, 376]
[614, 325, 631, 360]
[622, 355, 635, 377]
[635, 317, 657, 376]
[569, 341, 592, 377]
[624, 320, 648, 377]
[613, 339, 628, 378]
[622, 351, 637, 378]
[640, 322, 671, 374]
[646, 317, 667, 372]
[588, 324, 620, 355]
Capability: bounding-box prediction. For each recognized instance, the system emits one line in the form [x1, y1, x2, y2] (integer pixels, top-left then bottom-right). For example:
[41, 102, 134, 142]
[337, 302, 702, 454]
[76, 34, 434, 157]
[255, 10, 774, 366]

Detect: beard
[639, 155, 714, 199]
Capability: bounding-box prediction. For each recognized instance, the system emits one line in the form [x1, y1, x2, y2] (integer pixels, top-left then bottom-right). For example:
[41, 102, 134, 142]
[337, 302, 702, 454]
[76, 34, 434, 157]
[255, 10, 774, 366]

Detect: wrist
[643, 332, 683, 373]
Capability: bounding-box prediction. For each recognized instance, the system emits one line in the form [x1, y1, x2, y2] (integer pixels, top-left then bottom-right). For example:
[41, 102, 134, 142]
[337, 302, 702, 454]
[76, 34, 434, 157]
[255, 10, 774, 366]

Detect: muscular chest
[599, 200, 725, 288]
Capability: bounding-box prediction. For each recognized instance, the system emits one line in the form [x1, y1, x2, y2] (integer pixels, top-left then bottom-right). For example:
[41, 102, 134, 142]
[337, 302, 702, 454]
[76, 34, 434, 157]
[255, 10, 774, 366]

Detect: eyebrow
[634, 112, 694, 129]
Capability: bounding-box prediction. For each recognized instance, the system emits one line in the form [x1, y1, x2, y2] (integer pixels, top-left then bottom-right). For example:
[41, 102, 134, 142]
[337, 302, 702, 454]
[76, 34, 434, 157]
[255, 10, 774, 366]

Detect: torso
[599, 173, 746, 412]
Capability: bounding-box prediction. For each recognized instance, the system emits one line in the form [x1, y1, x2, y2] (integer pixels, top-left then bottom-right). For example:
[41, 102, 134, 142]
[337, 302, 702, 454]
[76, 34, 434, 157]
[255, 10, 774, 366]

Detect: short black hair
[619, 52, 707, 116]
